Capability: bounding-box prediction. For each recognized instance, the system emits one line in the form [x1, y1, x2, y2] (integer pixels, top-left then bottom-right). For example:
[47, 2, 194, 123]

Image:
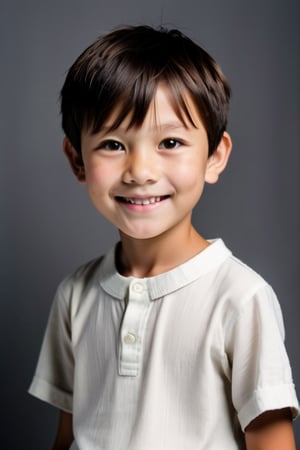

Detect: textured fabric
[29, 239, 299, 450]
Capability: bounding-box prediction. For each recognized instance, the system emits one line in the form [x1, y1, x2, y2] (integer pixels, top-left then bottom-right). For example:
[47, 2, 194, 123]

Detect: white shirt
[29, 239, 299, 449]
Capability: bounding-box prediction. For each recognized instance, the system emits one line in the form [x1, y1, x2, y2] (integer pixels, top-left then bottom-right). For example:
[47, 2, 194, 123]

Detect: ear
[205, 132, 232, 184]
[63, 137, 86, 183]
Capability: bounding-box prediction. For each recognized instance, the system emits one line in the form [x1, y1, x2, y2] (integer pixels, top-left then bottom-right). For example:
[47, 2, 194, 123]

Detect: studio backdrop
[1, 0, 299, 448]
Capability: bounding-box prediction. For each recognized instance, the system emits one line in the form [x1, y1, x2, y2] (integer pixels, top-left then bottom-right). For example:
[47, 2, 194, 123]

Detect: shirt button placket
[119, 281, 152, 377]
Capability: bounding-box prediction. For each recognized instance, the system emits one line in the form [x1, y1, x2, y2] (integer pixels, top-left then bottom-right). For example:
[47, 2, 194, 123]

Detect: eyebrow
[156, 121, 189, 131]
[98, 121, 190, 133]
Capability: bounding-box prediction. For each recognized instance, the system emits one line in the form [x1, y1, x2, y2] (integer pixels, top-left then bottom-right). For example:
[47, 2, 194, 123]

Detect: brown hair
[60, 25, 230, 156]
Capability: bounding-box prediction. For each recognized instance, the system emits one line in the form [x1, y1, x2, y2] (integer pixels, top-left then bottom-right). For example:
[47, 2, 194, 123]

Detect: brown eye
[98, 140, 125, 151]
[159, 138, 182, 149]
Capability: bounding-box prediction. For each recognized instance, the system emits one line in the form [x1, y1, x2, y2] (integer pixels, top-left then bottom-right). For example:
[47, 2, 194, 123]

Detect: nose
[122, 149, 159, 185]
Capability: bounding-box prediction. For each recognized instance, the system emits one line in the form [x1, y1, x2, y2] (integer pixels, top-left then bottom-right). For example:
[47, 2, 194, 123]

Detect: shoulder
[54, 250, 111, 313]
[59, 255, 105, 293]
[212, 250, 286, 350]
[216, 250, 275, 306]
[207, 243, 283, 331]
[59, 255, 105, 290]
[219, 251, 266, 292]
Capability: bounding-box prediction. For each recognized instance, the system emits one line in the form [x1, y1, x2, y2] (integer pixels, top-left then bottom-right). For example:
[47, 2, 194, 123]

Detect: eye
[159, 138, 182, 149]
[97, 140, 125, 151]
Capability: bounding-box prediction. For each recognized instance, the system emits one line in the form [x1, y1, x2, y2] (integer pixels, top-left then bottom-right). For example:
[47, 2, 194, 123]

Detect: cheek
[169, 158, 207, 192]
[84, 162, 115, 194]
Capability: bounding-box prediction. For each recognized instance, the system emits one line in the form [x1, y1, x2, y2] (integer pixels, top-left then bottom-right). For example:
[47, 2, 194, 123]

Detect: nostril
[122, 154, 159, 185]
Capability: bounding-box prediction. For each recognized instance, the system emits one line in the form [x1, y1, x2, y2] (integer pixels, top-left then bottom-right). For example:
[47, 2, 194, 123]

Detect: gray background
[1, 0, 299, 448]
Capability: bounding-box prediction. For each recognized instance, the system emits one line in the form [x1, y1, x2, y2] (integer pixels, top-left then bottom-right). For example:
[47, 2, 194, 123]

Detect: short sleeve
[28, 280, 74, 412]
[226, 283, 299, 431]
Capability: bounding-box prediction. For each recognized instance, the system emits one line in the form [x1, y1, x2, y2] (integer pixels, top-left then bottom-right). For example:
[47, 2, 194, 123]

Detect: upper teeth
[125, 196, 161, 205]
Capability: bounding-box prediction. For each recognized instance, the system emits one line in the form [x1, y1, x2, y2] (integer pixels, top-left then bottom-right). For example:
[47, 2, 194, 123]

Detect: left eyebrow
[154, 121, 190, 131]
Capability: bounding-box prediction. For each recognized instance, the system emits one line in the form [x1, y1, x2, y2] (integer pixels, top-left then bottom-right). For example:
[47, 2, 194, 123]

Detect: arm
[52, 411, 74, 450]
[245, 408, 296, 450]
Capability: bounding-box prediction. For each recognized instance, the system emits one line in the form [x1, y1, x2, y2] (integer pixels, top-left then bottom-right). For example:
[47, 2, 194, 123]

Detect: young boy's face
[66, 84, 230, 241]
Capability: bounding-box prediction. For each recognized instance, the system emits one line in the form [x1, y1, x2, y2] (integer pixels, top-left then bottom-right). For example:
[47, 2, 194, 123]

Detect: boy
[29, 26, 299, 449]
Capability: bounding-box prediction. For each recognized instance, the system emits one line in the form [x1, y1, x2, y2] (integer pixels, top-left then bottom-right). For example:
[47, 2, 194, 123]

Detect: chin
[120, 227, 164, 241]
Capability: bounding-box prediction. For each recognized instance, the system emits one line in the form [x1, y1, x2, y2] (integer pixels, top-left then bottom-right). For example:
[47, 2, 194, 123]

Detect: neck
[117, 223, 209, 278]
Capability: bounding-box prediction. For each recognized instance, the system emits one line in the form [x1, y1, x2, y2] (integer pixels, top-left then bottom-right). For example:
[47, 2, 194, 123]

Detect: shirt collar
[98, 239, 231, 301]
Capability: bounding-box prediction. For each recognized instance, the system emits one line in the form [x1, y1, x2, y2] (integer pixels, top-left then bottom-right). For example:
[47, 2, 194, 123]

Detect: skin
[245, 408, 296, 450]
[52, 411, 73, 450]
[65, 85, 231, 276]
[56, 85, 296, 449]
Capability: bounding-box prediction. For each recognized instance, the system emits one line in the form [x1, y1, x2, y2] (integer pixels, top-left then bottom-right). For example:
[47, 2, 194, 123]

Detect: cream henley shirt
[29, 239, 299, 449]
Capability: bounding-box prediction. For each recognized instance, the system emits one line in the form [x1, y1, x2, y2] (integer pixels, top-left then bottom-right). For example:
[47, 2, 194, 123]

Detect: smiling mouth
[116, 195, 170, 205]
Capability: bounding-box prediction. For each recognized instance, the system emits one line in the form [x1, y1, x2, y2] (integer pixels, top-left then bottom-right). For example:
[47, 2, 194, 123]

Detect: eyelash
[96, 138, 184, 152]
[97, 140, 125, 151]
[158, 138, 183, 149]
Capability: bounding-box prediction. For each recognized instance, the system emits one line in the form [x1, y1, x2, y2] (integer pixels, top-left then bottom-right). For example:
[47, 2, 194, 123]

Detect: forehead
[97, 84, 203, 133]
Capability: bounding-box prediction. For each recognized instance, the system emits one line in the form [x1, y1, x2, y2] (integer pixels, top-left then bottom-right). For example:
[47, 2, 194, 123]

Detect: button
[132, 283, 143, 293]
[124, 333, 137, 345]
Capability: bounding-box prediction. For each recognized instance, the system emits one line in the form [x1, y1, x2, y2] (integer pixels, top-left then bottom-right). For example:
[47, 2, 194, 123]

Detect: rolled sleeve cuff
[238, 383, 299, 431]
[28, 376, 73, 413]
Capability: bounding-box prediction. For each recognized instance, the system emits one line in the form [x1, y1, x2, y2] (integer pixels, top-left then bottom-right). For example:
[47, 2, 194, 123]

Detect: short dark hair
[60, 25, 230, 156]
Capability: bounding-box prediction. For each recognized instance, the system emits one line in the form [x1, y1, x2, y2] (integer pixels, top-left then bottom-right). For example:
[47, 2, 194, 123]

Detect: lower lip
[117, 197, 169, 212]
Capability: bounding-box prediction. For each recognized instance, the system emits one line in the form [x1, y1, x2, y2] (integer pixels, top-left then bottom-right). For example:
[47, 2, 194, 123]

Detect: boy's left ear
[205, 132, 232, 184]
